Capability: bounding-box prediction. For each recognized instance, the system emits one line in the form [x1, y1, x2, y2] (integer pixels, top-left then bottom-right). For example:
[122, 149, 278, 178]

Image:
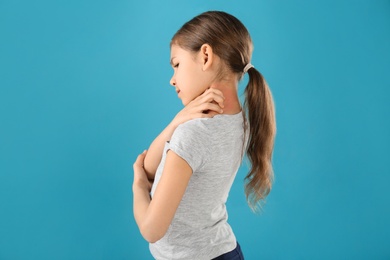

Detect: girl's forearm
[132, 184, 153, 242]
[133, 182, 166, 243]
[143, 122, 177, 180]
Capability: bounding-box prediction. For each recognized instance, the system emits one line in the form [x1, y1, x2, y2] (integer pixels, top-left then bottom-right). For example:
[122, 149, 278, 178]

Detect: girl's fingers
[201, 90, 224, 107]
[133, 150, 147, 168]
[197, 110, 221, 119]
[192, 91, 224, 110]
[133, 151, 152, 191]
[199, 102, 223, 114]
[204, 87, 223, 96]
[207, 88, 225, 102]
[185, 98, 224, 117]
[199, 88, 224, 100]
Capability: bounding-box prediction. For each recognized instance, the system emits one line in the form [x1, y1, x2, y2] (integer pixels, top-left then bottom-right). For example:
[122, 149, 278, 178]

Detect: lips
[176, 89, 180, 94]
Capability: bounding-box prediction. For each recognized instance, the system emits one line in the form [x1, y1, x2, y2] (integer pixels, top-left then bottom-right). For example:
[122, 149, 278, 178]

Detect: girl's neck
[209, 81, 241, 115]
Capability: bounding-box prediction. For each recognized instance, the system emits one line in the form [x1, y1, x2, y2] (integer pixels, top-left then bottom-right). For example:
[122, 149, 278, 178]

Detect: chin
[180, 98, 189, 106]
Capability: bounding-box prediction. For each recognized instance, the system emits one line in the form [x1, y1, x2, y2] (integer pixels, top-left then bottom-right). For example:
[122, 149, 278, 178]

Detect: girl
[133, 11, 276, 259]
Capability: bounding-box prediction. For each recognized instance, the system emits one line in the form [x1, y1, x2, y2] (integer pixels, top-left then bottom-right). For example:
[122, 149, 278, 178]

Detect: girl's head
[171, 11, 276, 212]
[170, 11, 253, 105]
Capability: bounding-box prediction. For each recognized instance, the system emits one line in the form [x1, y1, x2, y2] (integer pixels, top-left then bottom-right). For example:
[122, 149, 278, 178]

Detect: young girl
[133, 11, 276, 259]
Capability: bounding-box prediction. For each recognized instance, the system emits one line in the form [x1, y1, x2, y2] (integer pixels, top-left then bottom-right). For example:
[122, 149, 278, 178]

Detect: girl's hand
[133, 150, 152, 191]
[171, 88, 225, 127]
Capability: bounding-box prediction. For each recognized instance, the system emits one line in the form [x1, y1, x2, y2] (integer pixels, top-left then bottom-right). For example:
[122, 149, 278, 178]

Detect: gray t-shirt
[150, 111, 247, 260]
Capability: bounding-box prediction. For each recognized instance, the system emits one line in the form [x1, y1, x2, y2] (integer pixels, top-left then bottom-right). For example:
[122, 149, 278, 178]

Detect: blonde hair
[172, 11, 276, 212]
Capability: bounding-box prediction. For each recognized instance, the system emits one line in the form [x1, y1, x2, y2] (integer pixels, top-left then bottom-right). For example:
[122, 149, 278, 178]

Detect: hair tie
[243, 63, 254, 73]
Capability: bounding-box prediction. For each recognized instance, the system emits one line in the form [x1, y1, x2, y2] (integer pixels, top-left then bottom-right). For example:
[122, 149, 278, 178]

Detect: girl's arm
[133, 150, 192, 243]
[143, 88, 225, 180]
[143, 123, 176, 180]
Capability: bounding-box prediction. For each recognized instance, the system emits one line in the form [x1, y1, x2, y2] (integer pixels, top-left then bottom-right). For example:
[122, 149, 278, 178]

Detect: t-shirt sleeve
[167, 120, 209, 172]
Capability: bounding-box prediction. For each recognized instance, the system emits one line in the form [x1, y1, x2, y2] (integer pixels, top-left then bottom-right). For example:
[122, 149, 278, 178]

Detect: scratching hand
[172, 88, 225, 127]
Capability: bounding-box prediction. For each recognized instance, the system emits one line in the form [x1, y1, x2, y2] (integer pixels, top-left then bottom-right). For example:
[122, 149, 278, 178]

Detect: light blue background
[1, 0, 389, 259]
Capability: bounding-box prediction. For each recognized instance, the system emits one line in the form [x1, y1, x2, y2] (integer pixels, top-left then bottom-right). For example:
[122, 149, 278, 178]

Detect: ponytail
[244, 67, 276, 212]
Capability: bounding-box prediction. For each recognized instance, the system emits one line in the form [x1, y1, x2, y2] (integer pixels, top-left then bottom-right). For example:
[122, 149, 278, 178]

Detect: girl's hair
[171, 11, 276, 211]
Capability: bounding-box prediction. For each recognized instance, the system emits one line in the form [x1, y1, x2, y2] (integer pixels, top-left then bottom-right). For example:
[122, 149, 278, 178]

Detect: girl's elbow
[140, 223, 167, 243]
[143, 234, 161, 244]
[141, 230, 161, 244]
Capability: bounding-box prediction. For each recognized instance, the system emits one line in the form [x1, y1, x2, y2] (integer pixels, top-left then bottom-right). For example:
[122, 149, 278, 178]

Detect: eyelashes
[173, 63, 179, 68]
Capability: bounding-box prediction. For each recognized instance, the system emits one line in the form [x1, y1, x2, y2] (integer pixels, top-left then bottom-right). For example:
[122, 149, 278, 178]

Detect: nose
[170, 75, 176, 87]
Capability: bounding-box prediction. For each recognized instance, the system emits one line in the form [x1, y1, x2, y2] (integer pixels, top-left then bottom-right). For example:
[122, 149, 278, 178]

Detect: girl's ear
[199, 44, 214, 71]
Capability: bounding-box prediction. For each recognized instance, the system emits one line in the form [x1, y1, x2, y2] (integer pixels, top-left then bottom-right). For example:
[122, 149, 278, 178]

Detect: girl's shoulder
[186, 112, 244, 132]
[174, 118, 211, 140]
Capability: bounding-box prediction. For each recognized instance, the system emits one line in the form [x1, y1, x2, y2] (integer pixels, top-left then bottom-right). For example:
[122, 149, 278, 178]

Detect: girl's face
[170, 45, 214, 105]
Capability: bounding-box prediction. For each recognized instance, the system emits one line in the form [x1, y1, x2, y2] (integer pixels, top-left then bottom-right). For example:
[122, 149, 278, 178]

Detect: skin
[133, 44, 242, 243]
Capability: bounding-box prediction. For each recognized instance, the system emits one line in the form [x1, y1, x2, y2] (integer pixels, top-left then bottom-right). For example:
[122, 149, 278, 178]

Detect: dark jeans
[212, 242, 244, 260]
